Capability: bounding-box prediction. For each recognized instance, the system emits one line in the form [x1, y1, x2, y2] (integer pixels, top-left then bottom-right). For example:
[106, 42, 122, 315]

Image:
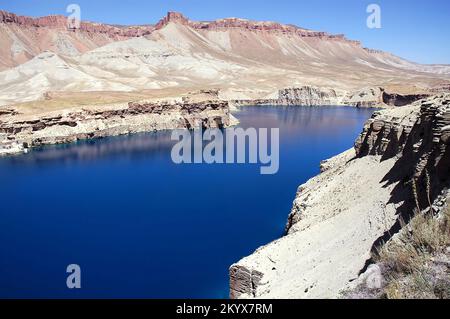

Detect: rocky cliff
[0, 10, 154, 36]
[346, 95, 450, 298]
[229, 86, 342, 107]
[0, 100, 236, 156]
[230, 86, 430, 108]
[276, 87, 340, 106]
[155, 12, 361, 45]
[230, 94, 450, 299]
[354, 93, 450, 216]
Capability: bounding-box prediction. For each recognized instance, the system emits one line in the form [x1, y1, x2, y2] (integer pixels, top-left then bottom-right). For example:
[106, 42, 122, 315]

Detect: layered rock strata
[2, 10, 449, 102]
[276, 87, 339, 106]
[230, 86, 430, 108]
[230, 94, 450, 299]
[355, 93, 450, 213]
[0, 100, 236, 156]
[0, 10, 154, 70]
[155, 12, 361, 45]
[0, 10, 154, 37]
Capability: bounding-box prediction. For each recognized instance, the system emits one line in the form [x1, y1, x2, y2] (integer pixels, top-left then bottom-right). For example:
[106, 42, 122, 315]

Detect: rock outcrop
[2, 10, 450, 103]
[231, 86, 430, 108]
[344, 87, 430, 108]
[355, 93, 450, 213]
[230, 94, 450, 299]
[230, 86, 342, 106]
[276, 87, 340, 106]
[381, 91, 430, 107]
[0, 100, 237, 156]
[0, 10, 154, 36]
[154, 12, 190, 29]
[155, 12, 362, 45]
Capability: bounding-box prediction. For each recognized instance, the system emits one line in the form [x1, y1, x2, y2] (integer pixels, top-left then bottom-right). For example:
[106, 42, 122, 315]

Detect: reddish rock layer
[0, 10, 154, 37]
[155, 11, 361, 45]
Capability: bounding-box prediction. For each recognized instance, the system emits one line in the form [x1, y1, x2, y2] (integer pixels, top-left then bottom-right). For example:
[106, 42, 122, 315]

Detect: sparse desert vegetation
[377, 201, 450, 299]
[346, 199, 450, 299]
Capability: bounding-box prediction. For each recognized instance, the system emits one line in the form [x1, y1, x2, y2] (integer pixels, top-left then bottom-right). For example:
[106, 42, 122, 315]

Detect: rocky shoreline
[1, 90, 448, 298]
[0, 84, 432, 157]
[229, 94, 450, 299]
[229, 86, 430, 108]
[0, 100, 237, 156]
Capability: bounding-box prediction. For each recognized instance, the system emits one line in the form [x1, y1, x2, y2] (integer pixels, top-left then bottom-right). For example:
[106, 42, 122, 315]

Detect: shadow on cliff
[356, 112, 450, 273]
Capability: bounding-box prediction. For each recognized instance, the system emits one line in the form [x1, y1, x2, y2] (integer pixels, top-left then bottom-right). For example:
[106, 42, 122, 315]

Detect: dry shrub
[376, 201, 450, 299]
[378, 241, 422, 275]
[409, 212, 450, 253]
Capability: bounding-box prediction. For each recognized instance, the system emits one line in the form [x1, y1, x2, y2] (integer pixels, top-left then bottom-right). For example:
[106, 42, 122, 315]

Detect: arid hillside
[0, 11, 450, 107]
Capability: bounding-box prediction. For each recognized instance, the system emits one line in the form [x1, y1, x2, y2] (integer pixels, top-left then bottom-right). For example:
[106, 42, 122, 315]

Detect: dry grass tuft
[375, 201, 450, 299]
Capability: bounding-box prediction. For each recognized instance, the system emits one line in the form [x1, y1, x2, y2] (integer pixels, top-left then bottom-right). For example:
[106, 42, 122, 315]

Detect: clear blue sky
[1, 0, 449, 64]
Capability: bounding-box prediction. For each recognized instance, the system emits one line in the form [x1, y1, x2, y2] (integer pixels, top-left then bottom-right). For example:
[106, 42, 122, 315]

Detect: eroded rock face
[1, 9, 359, 46]
[344, 87, 385, 107]
[231, 86, 382, 107]
[277, 87, 339, 106]
[355, 94, 449, 161]
[0, 100, 235, 155]
[154, 12, 190, 29]
[230, 94, 450, 299]
[0, 10, 154, 70]
[154, 12, 361, 45]
[230, 86, 431, 108]
[0, 10, 154, 36]
[354, 106, 419, 158]
[382, 91, 430, 107]
[355, 94, 450, 212]
[229, 266, 264, 299]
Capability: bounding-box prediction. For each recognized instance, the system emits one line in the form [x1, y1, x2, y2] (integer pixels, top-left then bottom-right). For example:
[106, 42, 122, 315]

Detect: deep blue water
[0, 105, 374, 298]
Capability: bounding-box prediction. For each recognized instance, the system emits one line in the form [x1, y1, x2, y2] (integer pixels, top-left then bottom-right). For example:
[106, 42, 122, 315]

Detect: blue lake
[0, 105, 374, 298]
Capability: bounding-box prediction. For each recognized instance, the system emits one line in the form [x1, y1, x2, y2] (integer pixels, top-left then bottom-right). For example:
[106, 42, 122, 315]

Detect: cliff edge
[0, 99, 237, 156]
[230, 94, 450, 299]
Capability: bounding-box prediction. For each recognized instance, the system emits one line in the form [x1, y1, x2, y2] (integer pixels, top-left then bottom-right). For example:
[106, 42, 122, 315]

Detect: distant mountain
[0, 11, 449, 106]
[0, 10, 154, 70]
